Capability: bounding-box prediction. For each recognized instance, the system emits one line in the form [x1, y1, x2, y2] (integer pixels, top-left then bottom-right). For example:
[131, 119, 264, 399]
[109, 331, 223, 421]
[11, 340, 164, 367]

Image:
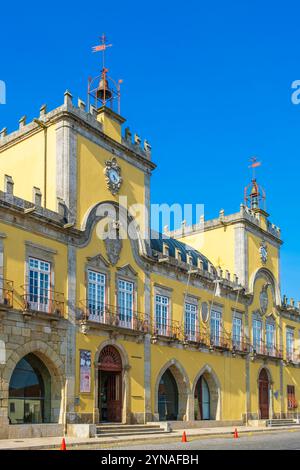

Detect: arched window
[195, 376, 211, 420]
[8, 353, 51, 424]
[158, 369, 178, 421]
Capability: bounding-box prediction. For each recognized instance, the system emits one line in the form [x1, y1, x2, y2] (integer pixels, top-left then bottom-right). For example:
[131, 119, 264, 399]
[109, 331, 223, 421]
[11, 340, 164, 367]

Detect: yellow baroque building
[0, 83, 299, 439]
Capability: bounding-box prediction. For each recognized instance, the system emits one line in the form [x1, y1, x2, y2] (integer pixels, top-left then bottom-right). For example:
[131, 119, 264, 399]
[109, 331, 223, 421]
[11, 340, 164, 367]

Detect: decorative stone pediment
[117, 263, 138, 279]
[86, 253, 110, 270]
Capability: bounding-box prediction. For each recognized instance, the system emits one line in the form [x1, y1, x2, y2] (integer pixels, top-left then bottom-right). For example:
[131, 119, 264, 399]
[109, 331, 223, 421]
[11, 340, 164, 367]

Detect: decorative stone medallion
[104, 157, 123, 195]
[260, 287, 269, 315]
[259, 241, 268, 264]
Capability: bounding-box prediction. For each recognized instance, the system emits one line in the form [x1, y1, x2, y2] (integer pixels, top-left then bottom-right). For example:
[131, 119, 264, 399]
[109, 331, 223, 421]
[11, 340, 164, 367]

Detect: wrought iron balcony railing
[22, 285, 64, 316]
[286, 349, 299, 363]
[0, 279, 13, 308]
[252, 340, 283, 359]
[151, 320, 181, 341]
[79, 301, 150, 333]
[231, 335, 250, 354]
[209, 333, 231, 351]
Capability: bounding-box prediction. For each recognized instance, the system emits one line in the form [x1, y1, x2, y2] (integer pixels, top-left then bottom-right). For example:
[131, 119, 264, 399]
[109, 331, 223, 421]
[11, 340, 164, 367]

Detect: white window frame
[210, 308, 222, 346]
[117, 278, 134, 329]
[184, 302, 198, 341]
[28, 257, 51, 313]
[266, 321, 276, 355]
[253, 318, 262, 353]
[87, 269, 106, 322]
[155, 294, 169, 336]
[232, 316, 242, 349]
[286, 328, 294, 361]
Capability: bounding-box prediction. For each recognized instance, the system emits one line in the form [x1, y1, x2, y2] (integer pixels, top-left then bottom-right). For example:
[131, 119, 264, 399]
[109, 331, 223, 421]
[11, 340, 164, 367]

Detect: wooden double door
[99, 371, 122, 422]
[259, 369, 270, 419]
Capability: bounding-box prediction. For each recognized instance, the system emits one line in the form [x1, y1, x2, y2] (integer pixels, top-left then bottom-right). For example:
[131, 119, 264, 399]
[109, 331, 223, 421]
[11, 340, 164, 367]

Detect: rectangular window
[185, 303, 197, 341]
[87, 270, 106, 322]
[210, 309, 221, 346]
[28, 257, 50, 313]
[253, 319, 262, 353]
[287, 385, 297, 410]
[266, 322, 275, 355]
[232, 316, 242, 349]
[155, 295, 169, 336]
[286, 329, 294, 361]
[118, 279, 134, 329]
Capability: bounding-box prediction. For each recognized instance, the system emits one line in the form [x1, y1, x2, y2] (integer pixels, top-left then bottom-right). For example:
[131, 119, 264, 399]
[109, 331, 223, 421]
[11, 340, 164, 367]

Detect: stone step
[96, 424, 162, 431]
[95, 424, 167, 437]
[267, 419, 300, 427]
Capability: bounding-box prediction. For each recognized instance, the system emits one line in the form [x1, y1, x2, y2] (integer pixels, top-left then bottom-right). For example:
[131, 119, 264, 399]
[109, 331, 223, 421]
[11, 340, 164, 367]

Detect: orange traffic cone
[182, 431, 187, 443]
[60, 438, 67, 450]
[233, 428, 239, 439]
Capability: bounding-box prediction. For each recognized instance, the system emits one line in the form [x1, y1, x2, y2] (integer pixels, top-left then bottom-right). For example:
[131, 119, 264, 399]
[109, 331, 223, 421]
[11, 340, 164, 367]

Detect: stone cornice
[172, 210, 282, 246]
[0, 103, 156, 173]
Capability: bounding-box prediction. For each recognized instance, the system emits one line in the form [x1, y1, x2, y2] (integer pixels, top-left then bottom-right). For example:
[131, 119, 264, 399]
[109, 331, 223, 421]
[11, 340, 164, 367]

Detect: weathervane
[88, 34, 122, 114]
[92, 34, 112, 69]
[244, 157, 266, 211]
[248, 156, 262, 179]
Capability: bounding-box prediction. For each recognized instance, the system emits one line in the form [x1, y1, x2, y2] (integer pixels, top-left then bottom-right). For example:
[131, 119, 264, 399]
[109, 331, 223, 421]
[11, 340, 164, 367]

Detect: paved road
[101, 430, 300, 450]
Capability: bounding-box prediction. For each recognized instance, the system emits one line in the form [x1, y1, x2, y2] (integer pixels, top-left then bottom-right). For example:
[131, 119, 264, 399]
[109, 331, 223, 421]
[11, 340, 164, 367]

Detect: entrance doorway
[259, 368, 270, 419]
[158, 369, 178, 421]
[194, 376, 211, 420]
[98, 346, 122, 423]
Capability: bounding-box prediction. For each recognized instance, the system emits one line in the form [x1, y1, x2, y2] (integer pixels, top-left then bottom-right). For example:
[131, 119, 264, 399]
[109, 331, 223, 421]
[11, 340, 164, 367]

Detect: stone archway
[94, 340, 131, 424]
[192, 365, 221, 421]
[249, 268, 281, 306]
[1, 341, 65, 426]
[154, 359, 191, 421]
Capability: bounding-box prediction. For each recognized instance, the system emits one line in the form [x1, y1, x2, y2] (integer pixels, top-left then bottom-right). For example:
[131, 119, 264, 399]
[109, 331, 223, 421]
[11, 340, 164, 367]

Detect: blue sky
[0, 0, 299, 300]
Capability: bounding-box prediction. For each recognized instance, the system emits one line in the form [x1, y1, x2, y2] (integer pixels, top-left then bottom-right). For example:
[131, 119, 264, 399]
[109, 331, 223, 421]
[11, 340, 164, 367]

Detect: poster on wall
[80, 350, 91, 393]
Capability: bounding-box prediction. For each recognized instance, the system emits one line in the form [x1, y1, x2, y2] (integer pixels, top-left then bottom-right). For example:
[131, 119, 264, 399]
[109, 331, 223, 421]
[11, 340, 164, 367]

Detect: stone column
[56, 119, 77, 224]
[144, 271, 152, 422]
[64, 245, 77, 425]
[234, 223, 248, 289]
[245, 304, 251, 422]
[279, 315, 284, 417]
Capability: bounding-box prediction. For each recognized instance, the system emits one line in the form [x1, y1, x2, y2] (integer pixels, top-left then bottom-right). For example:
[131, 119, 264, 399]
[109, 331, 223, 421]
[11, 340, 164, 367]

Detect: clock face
[108, 169, 120, 185]
[104, 157, 123, 195]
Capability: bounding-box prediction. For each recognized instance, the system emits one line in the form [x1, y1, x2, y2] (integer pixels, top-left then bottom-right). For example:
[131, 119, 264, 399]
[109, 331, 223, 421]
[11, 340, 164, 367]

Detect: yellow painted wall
[178, 225, 236, 274]
[77, 135, 146, 230]
[0, 126, 57, 211]
[0, 221, 68, 315]
[97, 113, 122, 143]
[248, 233, 279, 285]
[151, 345, 246, 420]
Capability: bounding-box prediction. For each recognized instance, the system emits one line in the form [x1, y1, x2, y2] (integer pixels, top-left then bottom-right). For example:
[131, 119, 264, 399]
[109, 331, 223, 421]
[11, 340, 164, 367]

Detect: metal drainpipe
[33, 119, 47, 208]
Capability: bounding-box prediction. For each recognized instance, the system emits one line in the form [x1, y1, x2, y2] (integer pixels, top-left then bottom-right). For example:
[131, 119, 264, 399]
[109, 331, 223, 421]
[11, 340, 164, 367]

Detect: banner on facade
[80, 350, 91, 393]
